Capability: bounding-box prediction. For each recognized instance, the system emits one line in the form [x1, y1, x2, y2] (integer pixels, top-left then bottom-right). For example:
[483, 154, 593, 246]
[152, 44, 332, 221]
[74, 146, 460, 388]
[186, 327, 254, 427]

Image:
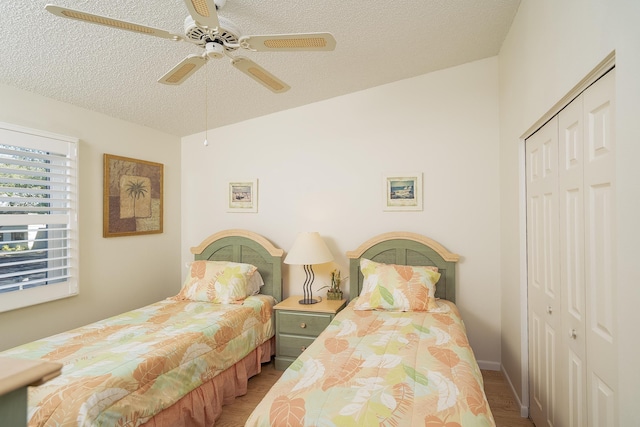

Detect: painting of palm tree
[120, 176, 151, 219]
[104, 154, 163, 237]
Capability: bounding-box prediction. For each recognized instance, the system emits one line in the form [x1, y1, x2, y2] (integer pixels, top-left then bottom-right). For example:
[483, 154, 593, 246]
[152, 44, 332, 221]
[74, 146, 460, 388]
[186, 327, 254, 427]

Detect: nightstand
[0, 358, 62, 427]
[274, 296, 347, 370]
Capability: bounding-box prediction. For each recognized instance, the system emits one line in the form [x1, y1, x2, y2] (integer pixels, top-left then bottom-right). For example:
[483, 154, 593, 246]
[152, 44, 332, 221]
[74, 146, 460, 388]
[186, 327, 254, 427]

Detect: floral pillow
[175, 260, 258, 304]
[354, 258, 441, 312]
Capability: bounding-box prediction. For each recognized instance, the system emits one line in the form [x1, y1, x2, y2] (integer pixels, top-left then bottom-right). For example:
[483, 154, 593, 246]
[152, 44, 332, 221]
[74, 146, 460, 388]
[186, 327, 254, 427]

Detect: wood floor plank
[215, 361, 534, 426]
[481, 369, 535, 427]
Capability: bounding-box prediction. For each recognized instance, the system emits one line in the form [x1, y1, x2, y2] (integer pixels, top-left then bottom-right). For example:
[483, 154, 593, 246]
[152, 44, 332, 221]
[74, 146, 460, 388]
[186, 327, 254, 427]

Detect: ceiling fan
[44, 0, 336, 93]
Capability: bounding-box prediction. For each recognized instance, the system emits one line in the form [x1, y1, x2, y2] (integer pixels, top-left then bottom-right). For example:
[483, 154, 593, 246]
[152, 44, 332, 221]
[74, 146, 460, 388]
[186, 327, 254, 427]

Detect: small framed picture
[383, 173, 423, 211]
[228, 179, 258, 213]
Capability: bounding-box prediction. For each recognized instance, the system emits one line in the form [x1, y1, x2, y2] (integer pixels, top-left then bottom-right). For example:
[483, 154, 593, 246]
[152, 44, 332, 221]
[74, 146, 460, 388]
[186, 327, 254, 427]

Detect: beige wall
[0, 84, 182, 351]
[182, 57, 503, 366]
[498, 0, 640, 422]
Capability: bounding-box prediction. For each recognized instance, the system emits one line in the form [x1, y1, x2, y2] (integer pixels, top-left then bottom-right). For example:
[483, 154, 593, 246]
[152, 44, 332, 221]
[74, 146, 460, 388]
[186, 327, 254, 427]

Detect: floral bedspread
[246, 299, 495, 427]
[1, 295, 275, 427]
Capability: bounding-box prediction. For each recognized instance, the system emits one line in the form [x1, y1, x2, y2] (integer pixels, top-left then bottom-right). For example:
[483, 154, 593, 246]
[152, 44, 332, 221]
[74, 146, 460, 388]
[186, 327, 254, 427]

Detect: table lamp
[284, 232, 334, 304]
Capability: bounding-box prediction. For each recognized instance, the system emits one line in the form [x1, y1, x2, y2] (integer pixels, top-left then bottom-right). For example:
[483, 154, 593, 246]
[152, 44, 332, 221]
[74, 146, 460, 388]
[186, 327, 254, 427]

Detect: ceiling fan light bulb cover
[205, 42, 224, 58]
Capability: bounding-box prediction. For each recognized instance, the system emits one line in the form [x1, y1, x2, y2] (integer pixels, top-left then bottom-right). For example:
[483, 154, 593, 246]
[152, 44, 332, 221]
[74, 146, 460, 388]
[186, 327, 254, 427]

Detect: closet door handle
[569, 329, 577, 339]
[547, 306, 553, 314]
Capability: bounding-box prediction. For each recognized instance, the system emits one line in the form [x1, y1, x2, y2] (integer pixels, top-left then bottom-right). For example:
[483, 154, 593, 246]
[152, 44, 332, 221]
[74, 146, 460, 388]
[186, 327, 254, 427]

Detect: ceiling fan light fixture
[205, 42, 224, 59]
[45, 2, 336, 91]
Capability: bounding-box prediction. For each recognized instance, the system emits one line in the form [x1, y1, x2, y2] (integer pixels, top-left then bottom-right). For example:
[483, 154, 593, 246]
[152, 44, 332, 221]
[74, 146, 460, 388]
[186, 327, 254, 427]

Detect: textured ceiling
[0, 1, 520, 137]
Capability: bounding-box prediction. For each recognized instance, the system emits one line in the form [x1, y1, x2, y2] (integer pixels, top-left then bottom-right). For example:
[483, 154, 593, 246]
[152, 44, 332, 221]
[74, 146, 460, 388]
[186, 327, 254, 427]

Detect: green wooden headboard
[190, 229, 284, 302]
[346, 232, 460, 303]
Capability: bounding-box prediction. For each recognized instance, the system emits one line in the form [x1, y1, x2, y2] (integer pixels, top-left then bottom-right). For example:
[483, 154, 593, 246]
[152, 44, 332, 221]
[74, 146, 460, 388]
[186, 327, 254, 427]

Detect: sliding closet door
[582, 70, 617, 427]
[526, 117, 560, 427]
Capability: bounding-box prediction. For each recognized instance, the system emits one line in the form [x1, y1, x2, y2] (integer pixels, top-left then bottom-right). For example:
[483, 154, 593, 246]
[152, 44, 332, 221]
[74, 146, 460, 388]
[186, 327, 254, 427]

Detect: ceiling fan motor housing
[183, 15, 241, 51]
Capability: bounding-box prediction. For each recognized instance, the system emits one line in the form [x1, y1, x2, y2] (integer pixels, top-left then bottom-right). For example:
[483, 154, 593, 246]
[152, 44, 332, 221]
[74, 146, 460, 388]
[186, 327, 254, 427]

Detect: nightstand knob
[299, 322, 307, 329]
[301, 346, 307, 352]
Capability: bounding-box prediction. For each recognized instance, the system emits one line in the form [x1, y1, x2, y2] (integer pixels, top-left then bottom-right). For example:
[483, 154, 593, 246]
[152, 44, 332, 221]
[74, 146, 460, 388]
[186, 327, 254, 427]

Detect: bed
[245, 231, 496, 426]
[0, 229, 283, 427]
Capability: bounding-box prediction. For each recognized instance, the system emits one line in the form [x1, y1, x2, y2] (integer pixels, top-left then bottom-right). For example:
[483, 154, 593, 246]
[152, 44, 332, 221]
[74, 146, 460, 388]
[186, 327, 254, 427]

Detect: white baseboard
[501, 364, 529, 418]
[477, 360, 501, 371]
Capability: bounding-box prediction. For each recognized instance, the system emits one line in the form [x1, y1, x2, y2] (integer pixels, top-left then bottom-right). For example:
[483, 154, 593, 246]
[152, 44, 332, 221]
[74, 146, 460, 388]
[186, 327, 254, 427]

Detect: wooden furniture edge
[0, 358, 62, 396]
[345, 231, 460, 262]
[274, 296, 347, 314]
[190, 229, 284, 257]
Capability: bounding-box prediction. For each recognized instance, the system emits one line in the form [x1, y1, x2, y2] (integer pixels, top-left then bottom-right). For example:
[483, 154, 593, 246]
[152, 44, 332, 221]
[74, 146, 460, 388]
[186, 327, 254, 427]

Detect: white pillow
[247, 270, 265, 295]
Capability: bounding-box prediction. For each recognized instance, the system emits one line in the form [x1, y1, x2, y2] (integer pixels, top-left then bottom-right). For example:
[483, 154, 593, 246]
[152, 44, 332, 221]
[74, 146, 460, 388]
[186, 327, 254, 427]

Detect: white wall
[0, 84, 182, 351]
[182, 57, 502, 366]
[499, 0, 640, 422]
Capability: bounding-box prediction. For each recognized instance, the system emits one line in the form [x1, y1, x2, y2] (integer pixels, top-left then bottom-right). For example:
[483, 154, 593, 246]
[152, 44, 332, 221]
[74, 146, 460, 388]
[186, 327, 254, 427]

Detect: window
[0, 122, 78, 313]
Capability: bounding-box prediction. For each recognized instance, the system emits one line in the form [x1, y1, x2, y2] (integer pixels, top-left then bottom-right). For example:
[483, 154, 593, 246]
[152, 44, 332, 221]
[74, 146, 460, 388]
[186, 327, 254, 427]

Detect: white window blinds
[0, 122, 78, 313]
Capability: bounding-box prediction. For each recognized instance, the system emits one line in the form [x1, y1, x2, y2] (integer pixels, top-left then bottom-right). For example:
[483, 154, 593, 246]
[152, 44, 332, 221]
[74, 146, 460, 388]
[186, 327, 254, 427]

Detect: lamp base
[299, 298, 320, 305]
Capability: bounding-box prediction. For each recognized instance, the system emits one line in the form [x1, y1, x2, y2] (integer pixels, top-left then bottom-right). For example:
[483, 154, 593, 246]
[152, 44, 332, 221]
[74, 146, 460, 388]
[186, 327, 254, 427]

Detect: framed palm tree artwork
[103, 154, 163, 237]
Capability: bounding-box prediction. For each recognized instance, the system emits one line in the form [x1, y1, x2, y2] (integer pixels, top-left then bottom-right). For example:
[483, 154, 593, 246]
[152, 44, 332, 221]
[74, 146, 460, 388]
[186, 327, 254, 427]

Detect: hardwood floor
[481, 369, 534, 427]
[215, 361, 534, 426]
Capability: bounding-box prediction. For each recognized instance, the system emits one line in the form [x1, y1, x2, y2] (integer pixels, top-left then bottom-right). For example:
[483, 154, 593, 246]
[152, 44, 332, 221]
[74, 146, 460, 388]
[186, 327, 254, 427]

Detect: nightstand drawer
[273, 296, 346, 370]
[278, 311, 332, 337]
[278, 334, 316, 358]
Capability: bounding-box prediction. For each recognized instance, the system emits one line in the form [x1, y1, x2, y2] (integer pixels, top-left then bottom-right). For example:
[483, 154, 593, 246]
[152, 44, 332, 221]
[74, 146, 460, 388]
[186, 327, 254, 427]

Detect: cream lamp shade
[284, 232, 334, 304]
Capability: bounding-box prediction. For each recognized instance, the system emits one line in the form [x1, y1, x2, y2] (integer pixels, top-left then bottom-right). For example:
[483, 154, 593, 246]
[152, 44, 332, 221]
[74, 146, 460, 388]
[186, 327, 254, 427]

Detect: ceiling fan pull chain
[204, 66, 209, 147]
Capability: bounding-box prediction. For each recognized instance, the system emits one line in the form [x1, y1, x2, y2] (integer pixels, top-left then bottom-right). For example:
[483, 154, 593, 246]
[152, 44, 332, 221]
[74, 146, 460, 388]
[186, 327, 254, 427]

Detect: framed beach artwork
[383, 172, 423, 211]
[103, 154, 163, 237]
[228, 179, 258, 213]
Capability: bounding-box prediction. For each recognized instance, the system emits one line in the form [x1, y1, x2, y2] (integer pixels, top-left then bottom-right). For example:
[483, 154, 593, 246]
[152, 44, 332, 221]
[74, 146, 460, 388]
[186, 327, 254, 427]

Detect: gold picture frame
[383, 172, 423, 211]
[103, 154, 163, 237]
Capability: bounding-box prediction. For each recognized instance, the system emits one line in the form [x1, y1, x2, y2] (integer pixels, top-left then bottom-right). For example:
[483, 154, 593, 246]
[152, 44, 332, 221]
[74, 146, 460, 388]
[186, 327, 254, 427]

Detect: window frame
[0, 122, 79, 313]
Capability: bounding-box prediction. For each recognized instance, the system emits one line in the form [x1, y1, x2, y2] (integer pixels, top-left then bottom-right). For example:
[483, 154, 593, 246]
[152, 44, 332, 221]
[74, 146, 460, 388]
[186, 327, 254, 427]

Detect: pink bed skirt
[142, 336, 275, 426]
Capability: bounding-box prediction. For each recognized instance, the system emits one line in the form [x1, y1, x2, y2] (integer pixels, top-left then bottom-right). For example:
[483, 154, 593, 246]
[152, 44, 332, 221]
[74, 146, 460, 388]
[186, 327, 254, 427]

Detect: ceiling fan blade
[45, 4, 183, 41]
[183, 0, 220, 31]
[231, 57, 290, 93]
[158, 55, 207, 85]
[239, 33, 336, 52]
